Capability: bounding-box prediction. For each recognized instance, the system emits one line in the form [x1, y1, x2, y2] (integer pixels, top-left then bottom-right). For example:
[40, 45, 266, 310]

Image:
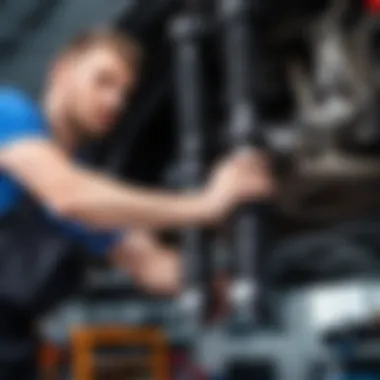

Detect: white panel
[308, 282, 368, 331]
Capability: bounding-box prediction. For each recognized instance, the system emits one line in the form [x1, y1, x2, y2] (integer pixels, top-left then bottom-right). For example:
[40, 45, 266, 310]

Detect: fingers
[232, 149, 275, 199]
[206, 148, 275, 221]
[230, 150, 272, 183]
[213, 148, 269, 178]
[231, 148, 269, 166]
[140, 252, 181, 296]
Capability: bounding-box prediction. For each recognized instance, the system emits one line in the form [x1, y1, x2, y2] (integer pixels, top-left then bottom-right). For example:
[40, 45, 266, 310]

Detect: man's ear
[49, 54, 72, 85]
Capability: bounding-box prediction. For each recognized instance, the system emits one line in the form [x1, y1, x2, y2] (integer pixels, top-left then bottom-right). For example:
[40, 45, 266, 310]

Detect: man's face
[62, 46, 136, 138]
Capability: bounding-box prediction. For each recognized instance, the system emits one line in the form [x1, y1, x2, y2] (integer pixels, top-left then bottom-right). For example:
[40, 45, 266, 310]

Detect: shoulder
[0, 87, 40, 117]
[0, 86, 48, 138]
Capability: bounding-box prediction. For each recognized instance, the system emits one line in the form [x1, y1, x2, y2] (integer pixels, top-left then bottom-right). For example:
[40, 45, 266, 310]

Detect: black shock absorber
[170, 1, 208, 339]
[219, 0, 267, 331]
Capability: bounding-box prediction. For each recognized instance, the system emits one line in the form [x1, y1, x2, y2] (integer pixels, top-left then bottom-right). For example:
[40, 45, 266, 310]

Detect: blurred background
[3, 0, 380, 379]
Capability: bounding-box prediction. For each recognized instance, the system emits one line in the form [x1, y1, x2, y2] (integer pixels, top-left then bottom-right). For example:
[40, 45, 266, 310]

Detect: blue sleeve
[79, 228, 124, 256]
[0, 88, 50, 148]
[57, 219, 124, 256]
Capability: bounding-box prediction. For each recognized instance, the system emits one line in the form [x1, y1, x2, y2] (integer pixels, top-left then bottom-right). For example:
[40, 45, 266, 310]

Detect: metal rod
[170, 7, 207, 335]
[219, 0, 265, 328]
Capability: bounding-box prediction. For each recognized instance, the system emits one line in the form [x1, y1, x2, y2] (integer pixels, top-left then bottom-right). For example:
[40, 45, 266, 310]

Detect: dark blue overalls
[0, 88, 122, 379]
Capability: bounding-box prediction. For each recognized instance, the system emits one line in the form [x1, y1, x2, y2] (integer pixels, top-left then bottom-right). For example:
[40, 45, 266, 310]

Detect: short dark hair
[61, 28, 143, 71]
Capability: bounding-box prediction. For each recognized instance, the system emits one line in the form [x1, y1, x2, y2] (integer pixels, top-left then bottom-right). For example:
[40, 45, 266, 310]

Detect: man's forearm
[0, 141, 247, 230]
[60, 168, 219, 230]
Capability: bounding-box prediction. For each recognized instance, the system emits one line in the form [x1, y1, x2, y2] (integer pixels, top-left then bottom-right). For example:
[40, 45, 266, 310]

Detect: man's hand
[113, 231, 181, 296]
[204, 149, 274, 223]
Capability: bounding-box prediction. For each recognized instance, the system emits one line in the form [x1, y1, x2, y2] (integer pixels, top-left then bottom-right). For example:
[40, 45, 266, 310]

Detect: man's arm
[112, 231, 180, 295]
[0, 140, 273, 230]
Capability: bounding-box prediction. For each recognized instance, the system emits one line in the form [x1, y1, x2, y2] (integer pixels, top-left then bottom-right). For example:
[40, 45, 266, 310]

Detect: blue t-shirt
[0, 87, 122, 255]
